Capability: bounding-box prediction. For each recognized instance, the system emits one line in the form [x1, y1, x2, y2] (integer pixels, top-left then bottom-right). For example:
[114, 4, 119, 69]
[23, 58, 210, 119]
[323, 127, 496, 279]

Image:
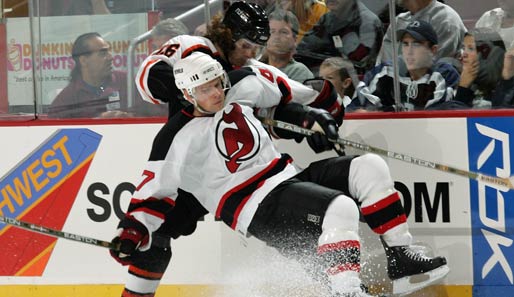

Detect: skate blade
[392, 264, 450, 296]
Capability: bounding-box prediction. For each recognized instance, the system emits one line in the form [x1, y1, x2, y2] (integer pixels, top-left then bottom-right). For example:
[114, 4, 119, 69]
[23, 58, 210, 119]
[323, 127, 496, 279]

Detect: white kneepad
[348, 154, 395, 203]
[321, 195, 360, 241]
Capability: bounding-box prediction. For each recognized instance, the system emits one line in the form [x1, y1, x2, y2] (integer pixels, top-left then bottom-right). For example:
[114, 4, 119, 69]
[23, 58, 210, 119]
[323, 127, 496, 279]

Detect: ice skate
[381, 238, 449, 296]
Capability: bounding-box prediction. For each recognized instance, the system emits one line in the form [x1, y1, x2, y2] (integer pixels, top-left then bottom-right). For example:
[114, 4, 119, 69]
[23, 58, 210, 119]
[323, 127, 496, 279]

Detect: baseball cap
[397, 20, 438, 45]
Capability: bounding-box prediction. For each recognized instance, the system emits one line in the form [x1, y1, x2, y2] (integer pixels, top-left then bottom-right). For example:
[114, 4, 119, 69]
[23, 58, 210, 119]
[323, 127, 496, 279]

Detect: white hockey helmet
[174, 52, 230, 98]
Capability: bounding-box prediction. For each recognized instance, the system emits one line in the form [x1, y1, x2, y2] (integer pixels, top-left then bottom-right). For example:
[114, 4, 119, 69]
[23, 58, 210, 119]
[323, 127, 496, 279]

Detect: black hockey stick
[0, 215, 119, 250]
[260, 117, 514, 190]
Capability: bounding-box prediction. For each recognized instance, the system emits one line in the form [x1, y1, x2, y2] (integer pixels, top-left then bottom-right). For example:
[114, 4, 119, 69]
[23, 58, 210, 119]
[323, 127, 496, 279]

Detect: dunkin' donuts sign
[5, 14, 149, 107]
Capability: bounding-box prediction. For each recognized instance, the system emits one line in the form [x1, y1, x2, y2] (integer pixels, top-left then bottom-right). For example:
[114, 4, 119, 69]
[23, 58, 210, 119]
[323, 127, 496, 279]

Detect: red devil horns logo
[216, 104, 260, 173]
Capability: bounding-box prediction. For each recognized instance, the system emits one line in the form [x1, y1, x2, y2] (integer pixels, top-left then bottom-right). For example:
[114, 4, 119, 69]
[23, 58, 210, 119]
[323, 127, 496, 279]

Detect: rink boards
[0, 113, 513, 296]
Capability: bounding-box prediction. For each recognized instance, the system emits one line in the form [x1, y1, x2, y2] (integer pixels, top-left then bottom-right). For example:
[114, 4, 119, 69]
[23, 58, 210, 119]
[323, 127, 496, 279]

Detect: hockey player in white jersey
[111, 62, 343, 297]
[110, 52, 449, 297]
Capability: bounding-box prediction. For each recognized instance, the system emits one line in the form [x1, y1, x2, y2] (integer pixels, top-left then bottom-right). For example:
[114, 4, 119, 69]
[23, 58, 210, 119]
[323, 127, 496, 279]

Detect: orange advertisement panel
[0, 129, 102, 276]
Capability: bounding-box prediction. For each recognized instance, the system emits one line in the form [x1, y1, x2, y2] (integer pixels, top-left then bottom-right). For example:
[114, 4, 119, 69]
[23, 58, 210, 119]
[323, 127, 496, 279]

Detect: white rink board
[0, 115, 510, 290]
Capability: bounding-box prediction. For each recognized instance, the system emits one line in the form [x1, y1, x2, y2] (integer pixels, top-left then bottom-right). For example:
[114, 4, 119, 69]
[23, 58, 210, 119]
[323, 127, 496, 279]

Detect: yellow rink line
[0, 284, 472, 297]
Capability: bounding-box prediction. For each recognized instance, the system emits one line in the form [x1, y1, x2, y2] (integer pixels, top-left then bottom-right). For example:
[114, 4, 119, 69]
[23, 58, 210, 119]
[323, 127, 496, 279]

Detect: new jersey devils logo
[216, 103, 260, 173]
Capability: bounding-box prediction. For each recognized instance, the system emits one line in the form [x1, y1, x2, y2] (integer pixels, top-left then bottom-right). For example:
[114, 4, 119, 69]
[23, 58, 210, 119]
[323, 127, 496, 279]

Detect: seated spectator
[251, 0, 293, 15]
[48, 32, 165, 118]
[288, 0, 329, 43]
[454, 28, 506, 109]
[261, 9, 314, 82]
[377, 0, 467, 65]
[296, 0, 383, 73]
[492, 47, 514, 107]
[154, 0, 208, 20]
[355, 20, 460, 111]
[39, 0, 110, 16]
[150, 18, 189, 51]
[319, 56, 360, 108]
[475, 0, 514, 49]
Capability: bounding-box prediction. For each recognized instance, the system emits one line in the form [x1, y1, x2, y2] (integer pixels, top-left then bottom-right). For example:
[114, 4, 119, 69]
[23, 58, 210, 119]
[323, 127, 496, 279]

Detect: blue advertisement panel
[468, 117, 514, 296]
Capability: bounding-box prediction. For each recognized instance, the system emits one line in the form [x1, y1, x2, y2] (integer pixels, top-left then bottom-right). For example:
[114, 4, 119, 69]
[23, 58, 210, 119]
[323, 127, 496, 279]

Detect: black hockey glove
[110, 216, 149, 266]
[303, 78, 344, 126]
[304, 107, 340, 154]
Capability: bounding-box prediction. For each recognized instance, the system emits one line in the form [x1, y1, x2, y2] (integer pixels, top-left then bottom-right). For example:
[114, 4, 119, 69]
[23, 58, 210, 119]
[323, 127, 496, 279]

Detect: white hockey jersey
[131, 103, 300, 238]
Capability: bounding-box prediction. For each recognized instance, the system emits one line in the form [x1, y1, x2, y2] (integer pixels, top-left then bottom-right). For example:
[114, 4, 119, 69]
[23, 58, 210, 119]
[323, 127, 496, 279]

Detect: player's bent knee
[322, 195, 360, 232]
[349, 153, 395, 201]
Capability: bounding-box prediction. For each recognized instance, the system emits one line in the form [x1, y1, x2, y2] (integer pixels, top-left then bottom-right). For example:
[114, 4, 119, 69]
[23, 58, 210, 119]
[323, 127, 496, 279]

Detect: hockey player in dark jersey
[135, 1, 344, 126]
[110, 52, 449, 297]
[136, 1, 270, 117]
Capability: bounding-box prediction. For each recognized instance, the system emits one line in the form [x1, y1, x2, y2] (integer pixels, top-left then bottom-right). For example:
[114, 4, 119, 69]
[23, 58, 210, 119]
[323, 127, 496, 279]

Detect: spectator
[251, 0, 291, 15]
[296, 0, 383, 73]
[355, 20, 460, 111]
[377, 0, 446, 29]
[48, 32, 165, 118]
[104, 0, 153, 14]
[38, 0, 111, 16]
[492, 47, 514, 107]
[377, 0, 467, 65]
[154, 0, 206, 20]
[454, 28, 506, 109]
[319, 56, 360, 108]
[261, 9, 314, 82]
[377, 3, 409, 30]
[288, 0, 329, 43]
[150, 18, 189, 51]
[475, 0, 514, 49]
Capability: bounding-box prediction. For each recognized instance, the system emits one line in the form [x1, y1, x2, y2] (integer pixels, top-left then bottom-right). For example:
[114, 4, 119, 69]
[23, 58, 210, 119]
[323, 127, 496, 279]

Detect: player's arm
[135, 36, 218, 105]
[110, 160, 179, 265]
[227, 65, 343, 153]
[110, 115, 187, 264]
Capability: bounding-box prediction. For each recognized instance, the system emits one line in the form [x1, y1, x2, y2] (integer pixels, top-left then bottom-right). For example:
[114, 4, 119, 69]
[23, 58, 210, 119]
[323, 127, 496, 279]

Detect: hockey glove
[110, 216, 150, 266]
[303, 78, 344, 126]
[304, 107, 340, 153]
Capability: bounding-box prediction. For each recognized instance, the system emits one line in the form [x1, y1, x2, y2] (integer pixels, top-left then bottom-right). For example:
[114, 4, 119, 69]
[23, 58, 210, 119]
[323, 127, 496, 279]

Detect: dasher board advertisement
[0, 115, 512, 296]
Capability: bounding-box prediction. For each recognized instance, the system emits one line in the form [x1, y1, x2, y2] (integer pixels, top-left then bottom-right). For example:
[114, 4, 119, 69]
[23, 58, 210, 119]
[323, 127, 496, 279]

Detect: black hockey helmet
[222, 1, 270, 46]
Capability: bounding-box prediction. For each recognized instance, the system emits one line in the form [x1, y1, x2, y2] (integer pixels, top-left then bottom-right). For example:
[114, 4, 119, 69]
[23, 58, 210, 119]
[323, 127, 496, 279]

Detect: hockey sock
[318, 195, 362, 293]
[361, 191, 412, 247]
[121, 288, 155, 297]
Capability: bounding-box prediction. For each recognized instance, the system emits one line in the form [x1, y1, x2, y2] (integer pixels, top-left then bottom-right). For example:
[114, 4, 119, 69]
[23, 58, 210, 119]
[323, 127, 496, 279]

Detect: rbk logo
[216, 103, 260, 173]
[475, 124, 513, 283]
[470, 122, 514, 285]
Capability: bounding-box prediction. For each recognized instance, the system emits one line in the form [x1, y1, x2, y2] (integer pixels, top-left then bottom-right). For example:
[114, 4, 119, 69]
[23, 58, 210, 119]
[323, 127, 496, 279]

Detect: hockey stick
[260, 117, 514, 191]
[0, 215, 119, 250]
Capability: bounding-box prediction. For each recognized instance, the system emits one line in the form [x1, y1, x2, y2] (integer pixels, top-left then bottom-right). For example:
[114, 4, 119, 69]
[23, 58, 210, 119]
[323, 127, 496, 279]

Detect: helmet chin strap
[190, 96, 216, 115]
